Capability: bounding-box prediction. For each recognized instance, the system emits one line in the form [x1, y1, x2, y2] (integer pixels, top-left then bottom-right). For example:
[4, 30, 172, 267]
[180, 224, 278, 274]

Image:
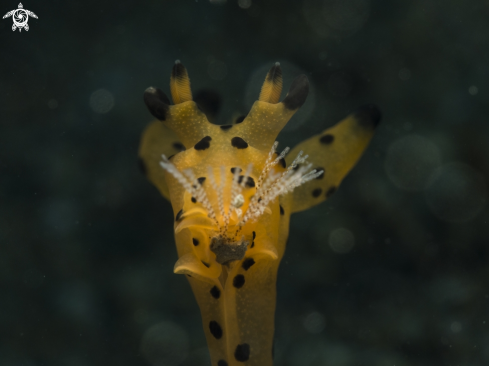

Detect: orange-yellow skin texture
[139, 70, 377, 366]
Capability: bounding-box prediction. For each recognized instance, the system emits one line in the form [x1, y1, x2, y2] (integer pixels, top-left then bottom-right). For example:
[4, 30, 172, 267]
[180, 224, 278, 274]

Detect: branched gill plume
[159, 141, 323, 235]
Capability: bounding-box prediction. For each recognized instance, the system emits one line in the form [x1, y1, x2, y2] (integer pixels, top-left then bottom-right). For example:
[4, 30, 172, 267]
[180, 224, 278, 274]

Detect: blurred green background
[1, 0, 488, 365]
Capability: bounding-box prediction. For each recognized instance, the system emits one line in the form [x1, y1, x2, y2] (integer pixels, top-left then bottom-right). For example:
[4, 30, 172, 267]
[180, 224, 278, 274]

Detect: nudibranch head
[140, 60, 316, 286]
[160, 139, 322, 264]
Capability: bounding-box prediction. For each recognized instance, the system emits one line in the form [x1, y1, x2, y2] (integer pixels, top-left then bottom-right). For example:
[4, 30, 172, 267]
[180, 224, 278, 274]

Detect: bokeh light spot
[140, 321, 189, 366]
[89, 89, 115, 114]
[329, 228, 355, 253]
[238, 0, 252, 9]
[385, 134, 441, 191]
[303, 311, 326, 334]
[425, 162, 487, 223]
[468, 85, 478, 95]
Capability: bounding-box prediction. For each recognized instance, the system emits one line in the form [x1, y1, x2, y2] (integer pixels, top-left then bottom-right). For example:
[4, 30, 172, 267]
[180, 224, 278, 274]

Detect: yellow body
[139, 61, 380, 365]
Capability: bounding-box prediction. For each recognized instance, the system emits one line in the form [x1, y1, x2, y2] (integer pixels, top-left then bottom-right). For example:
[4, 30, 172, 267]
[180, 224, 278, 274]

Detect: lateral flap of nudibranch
[174, 252, 222, 284]
[288, 104, 381, 213]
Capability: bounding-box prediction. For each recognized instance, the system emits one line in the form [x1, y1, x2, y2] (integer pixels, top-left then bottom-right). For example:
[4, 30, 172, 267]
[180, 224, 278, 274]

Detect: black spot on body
[242, 258, 255, 270]
[175, 209, 183, 221]
[172, 142, 185, 151]
[312, 188, 322, 197]
[210, 286, 220, 299]
[279, 158, 286, 168]
[326, 186, 337, 198]
[279, 205, 284, 215]
[202, 261, 210, 268]
[194, 136, 212, 150]
[192, 238, 199, 246]
[320, 134, 334, 144]
[250, 241, 254, 248]
[143, 87, 170, 121]
[231, 137, 249, 149]
[252, 231, 256, 240]
[191, 197, 197, 203]
[293, 164, 300, 171]
[233, 274, 245, 288]
[218, 361, 228, 366]
[167, 154, 175, 160]
[315, 167, 325, 179]
[238, 176, 255, 188]
[354, 104, 381, 129]
[138, 157, 147, 176]
[209, 321, 223, 339]
[236, 115, 246, 123]
[220, 124, 233, 131]
[282, 75, 309, 110]
[234, 343, 250, 362]
[231, 167, 242, 174]
[197, 177, 206, 184]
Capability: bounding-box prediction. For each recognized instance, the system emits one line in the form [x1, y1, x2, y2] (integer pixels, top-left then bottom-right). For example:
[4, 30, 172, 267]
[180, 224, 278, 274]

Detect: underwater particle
[48, 99, 58, 109]
[140, 321, 189, 366]
[208, 60, 228, 81]
[209, 0, 226, 3]
[450, 321, 462, 333]
[328, 71, 353, 97]
[319, 51, 327, 60]
[385, 134, 441, 191]
[468, 85, 479, 95]
[89, 88, 114, 114]
[399, 68, 411, 80]
[329, 227, 355, 253]
[238, 0, 252, 8]
[425, 162, 487, 223]
[303, 311, 326, 334]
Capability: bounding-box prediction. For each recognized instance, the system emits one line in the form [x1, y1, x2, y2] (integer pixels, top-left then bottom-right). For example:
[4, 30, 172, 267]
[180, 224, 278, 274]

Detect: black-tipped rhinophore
[282, 74, 309, 110]
[194, 89, 221, 120]
[354, 104, 381, 129]
[144, 87, 170, 121]
[172, 59, 186, 79]
[267, 62, 282, 82]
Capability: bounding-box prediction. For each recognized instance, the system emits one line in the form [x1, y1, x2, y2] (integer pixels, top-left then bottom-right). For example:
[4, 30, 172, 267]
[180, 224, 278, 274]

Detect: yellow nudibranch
[139, 60, 380, 366]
